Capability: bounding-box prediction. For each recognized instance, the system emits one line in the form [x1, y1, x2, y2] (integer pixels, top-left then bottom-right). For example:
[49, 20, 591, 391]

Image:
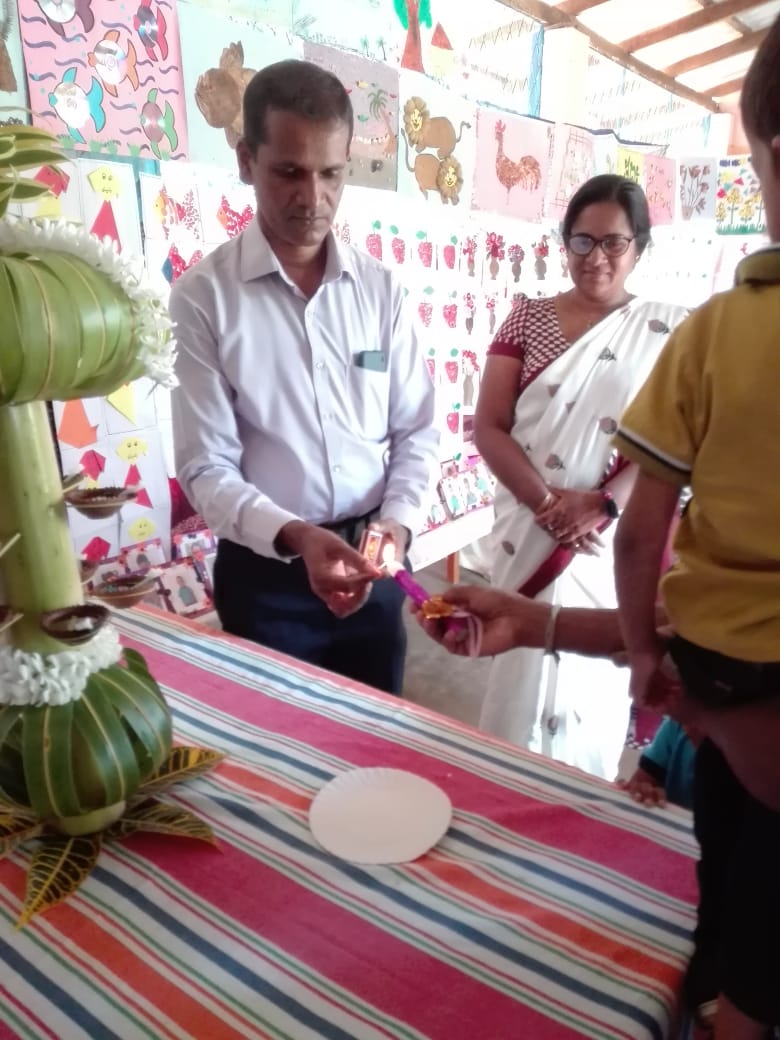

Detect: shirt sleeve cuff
[240, 503, 304, 562]
[380, 500, 425, 544]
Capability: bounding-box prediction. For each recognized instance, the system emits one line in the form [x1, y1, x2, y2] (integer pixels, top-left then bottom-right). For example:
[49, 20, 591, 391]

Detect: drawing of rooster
[494, 120, 542, 203]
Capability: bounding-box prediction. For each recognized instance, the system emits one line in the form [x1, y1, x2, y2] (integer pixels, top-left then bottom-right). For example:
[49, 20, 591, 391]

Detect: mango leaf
[0, 812, 43, 857]
[133, 747, 224, 801]
[18, 834, 102, 926]
[107, 800, 217, 845]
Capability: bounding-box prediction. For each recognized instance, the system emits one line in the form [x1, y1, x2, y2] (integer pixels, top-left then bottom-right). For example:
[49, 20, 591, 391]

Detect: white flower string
[0, 217, 177, 388]
[0, 624, 123, 706]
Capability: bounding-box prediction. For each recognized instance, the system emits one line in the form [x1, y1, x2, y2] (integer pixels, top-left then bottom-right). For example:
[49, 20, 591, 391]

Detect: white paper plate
[309, 768, 452, 865]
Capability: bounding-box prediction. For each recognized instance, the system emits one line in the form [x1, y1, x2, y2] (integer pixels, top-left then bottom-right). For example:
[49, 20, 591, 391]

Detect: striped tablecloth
[0, 608, 698, 1040]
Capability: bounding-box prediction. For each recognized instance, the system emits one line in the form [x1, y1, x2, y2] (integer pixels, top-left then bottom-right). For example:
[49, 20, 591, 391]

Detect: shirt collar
[735, 244, 780, 287]
[239, 218, 356, 284]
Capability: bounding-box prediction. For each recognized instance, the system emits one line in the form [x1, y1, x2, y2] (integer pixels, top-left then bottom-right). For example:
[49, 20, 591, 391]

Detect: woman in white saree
[475, 175, 688, 780]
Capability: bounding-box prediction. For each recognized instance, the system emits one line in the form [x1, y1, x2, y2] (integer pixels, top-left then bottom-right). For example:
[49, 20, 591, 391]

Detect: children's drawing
[156, 559, 212, 617]
[617, 147, 644, 186]
[644, 154, 674, 226]
[397, 71, 475, 207]
[19, 0, 188, 158]
[394, 0, 431, 73]
[546, 124, 593, 220]
[303, 42, 399, 191]
[716, 157, 765, 236]
[473, 111, 546, 221]
[178, 7, 301, 166]
[591, 131, 618, 177]
[0, 0, 24, 100]
[678, 159, 715, 221]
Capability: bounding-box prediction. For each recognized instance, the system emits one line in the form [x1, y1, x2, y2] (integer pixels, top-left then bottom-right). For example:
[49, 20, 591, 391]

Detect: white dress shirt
[169, 219, 438, 560]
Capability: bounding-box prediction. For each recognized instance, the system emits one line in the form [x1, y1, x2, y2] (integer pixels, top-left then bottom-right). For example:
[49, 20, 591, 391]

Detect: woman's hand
[413, 585, 549, 658]
[536, 488, 604, 545]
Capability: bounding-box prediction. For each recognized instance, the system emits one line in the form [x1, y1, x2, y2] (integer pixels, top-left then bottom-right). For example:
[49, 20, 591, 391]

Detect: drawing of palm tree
[291, 0, 316, 36]
[368, 86, 396, 154]
[360, 35, 370, 55]
[376, 35, 387, 61]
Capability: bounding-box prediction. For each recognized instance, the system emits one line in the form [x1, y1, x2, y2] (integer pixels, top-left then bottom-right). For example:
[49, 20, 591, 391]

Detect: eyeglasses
[567, 234, 634, 257]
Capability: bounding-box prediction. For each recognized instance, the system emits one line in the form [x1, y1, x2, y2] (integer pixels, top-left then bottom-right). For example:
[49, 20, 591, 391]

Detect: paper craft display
[140, 172, 203, 244]
[19, 0, 188, 158]
[645, 154, 675, 227]
[545, 124, 594, 221]
[591, 132, 618, 178]
[178, 6, 301, 166]
[716, 157, 765, 236]
[104, 378, 158, 434]
[173, 528, 217, 560]
[396, 70, 476, 208]
[678, 159, 716, 222]
[183, 163, 255, 245]
[7, 160, 82, 222]
[56, 399, 99, 449]
[78, 160, 143, 258]
[303, 42, 399, 192]
[617, 147, 644, 186]
[121, 538, 167, 571]
[473, 111, 548, 222]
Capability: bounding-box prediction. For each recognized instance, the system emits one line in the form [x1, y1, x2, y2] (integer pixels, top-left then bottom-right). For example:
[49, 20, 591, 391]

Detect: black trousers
[670, 636, 780, 1025]
[213, 538, 407, 695]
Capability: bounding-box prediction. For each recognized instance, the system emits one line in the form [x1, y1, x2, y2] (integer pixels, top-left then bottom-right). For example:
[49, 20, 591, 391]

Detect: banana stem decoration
[0, 124, 222, 924]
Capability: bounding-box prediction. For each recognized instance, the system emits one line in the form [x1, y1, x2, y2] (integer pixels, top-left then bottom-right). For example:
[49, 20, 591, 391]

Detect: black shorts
[669, 634, 780, 710]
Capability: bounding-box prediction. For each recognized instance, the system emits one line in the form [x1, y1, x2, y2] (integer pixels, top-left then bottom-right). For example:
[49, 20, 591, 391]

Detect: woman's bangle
[543, 603, 561, 659]
[535, 490, 556, 515]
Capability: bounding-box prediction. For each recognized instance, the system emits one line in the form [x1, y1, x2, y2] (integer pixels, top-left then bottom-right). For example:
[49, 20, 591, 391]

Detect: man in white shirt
[170, 59, 438, 694]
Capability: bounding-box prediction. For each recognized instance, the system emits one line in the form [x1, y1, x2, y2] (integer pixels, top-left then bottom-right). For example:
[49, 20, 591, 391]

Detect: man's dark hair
[740, 12, 780, 143]
[242, 59, 354, 152]
[562, 173, 652, 256]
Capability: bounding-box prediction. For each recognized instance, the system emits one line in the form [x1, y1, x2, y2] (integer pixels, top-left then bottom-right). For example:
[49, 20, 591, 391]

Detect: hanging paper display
[715, 156, 765, 236]
[7, 159, 82, 222]
[18, 0, 188, 158]
[617, 147, 644, 186]
[591, 131, 618, 177]
[678, 158, 716, 222]
[78, 159, 143, 257]
[645, 154, 675, 227]
[473, 110, 548, 222]
[545, 123, 594, 220]
[177, 6, 301, 166]
[397, 69, 475, 208]
[303, 42, 399, 192]
[0, 0, 28, 118]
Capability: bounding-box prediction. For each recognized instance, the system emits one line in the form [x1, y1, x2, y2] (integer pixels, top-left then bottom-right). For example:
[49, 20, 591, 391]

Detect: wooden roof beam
[707, 75, 745, 97]
[664, 28, 768, 76]
[556, 0, 611, 14]
[620, 0, 763, 54]
[497, 0, 721, 111]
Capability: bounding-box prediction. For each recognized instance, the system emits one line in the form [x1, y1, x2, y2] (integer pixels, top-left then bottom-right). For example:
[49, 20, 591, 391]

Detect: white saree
[479, 297, 688, 779]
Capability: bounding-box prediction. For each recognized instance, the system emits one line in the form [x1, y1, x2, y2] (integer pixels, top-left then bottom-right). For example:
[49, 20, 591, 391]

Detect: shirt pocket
[344, 357, 390, 441]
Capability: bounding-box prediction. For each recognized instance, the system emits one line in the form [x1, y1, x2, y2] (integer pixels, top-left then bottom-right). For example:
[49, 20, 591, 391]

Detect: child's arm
[614, 472, 680, 705]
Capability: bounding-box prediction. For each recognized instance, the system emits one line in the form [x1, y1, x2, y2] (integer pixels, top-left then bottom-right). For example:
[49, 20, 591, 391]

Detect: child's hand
[617, 767, 667, 807]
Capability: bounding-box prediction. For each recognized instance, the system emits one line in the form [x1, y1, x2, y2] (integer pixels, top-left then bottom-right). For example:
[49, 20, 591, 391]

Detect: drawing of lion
[402, 130, 463, 205]
[403, 96, 470, 160]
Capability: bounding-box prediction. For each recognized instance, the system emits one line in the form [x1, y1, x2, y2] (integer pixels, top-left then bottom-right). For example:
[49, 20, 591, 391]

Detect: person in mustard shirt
[613, 18, 780, 1040]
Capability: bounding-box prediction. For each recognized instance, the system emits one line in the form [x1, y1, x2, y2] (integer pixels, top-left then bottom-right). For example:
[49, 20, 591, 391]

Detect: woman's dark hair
[740, 12, 780, 143]
[562, 174, 652, 256]
[242, 59, 354, 153]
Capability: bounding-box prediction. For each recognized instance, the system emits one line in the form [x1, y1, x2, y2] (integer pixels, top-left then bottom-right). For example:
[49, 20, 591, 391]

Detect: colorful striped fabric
[0, 608, 698, 1040]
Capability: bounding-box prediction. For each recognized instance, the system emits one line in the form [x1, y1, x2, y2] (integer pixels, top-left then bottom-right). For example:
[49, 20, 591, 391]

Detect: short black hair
[242, 59, 354, 152]
[740, 12, 780, 143]
[562, 174, 652, 255]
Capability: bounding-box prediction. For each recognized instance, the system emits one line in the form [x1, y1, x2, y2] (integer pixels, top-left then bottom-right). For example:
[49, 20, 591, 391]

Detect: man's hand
[368, 518, 410, 566]
[616, 767, 667, 807]
[414, 585, 548, 657]
[277, 522, 381, 618]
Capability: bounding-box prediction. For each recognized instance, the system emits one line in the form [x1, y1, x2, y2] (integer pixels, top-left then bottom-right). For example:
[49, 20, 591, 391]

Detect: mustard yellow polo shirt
[614, 248, 780, 662]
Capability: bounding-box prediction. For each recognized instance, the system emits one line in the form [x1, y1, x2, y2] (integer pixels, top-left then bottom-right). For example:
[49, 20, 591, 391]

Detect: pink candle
[384, 558, 431, 607]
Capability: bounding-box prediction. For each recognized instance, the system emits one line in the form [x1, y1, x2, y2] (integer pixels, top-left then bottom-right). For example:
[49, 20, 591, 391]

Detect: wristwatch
[601, 490, 619, 519]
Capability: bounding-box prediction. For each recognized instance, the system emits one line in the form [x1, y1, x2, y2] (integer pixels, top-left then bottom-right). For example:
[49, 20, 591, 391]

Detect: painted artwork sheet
[303, 42, 398, 192]
[591, 131, 618, 177]
[644, 154, 675, 227]
[545, 123, 594, 220]
[0, 0, 28, 121]
[397, 69, 476, 209]
[716, 156, 765, 236]
[617, 147, 644, 186]
[139, 169, 205, 292]
[77, 158, 143, 258]
[678, 158, 716, 222]
[178, 6, 301, 166]
[472, 109, 549, 222]
[18, 0, 188, 158]
[6, 158, 83, 222]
